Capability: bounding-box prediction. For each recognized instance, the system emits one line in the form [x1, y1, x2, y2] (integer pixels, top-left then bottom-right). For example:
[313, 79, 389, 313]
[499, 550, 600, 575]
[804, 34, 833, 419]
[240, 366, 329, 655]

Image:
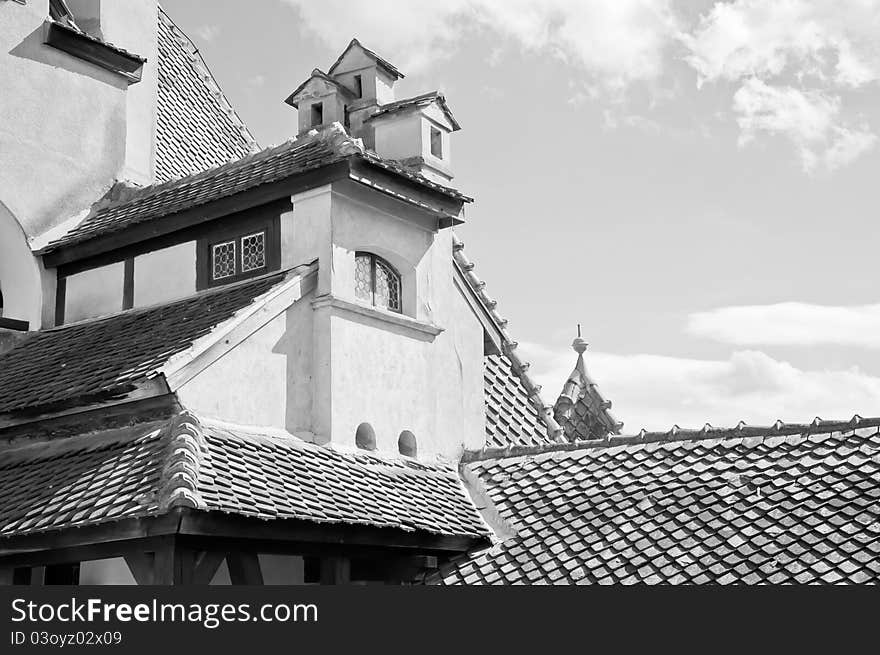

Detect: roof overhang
[0, 507, 488, 563]
[41, 156, 468, 269]
[43, 19, 145, 83]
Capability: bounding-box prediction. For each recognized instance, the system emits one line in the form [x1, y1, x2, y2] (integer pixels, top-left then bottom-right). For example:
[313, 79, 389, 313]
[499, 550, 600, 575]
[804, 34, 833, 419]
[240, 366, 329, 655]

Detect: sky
[163, 0, 880, 432]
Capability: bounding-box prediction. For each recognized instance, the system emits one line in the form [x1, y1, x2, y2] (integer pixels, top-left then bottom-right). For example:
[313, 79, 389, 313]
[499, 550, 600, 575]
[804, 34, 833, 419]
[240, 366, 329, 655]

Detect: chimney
[284, 39, 460, 183]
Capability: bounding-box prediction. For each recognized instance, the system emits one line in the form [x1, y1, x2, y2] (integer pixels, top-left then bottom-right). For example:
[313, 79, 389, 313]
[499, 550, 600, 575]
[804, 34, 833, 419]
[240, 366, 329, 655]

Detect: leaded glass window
[241, 231, 266, 272]
[354, 252, 401, 313]
[212, 240, 236, 280]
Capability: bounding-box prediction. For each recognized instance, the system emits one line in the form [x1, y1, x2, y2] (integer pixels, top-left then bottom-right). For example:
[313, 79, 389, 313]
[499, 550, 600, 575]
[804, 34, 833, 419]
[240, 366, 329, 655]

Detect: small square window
[212, 240, 236, 280]
[241, 231, 266, 272]
[430, 127, 443, 159]
[311, 102, 323, 127]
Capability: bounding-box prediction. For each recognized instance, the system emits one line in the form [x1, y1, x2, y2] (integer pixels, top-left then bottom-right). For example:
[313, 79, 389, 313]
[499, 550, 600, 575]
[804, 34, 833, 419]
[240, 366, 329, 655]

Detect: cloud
[280, 0, 679, 91]
[732, 78, 876, 171]
[683, 0, 880, 88]
[520, 342, 880, 431]
[194, 24, 222, 42]
[687, 301, 880, 348]
[682, 0, 880, 171]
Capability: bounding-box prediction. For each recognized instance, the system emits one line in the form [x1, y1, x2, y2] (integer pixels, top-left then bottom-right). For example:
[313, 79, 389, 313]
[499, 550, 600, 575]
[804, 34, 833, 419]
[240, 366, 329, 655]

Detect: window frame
[429, 126, 443, 159]
[354, 252, 402, 314]
[196, 203, 282, 290]
[310, 102, 324, 127]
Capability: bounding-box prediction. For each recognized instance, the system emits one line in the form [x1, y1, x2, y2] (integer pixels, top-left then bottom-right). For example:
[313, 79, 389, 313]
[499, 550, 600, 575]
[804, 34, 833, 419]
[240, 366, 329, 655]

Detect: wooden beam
[352, 555, 439, 583]
[43, 165, 348, 269]
[192, 551, 226, 585]
[123, 552, 155, 585]
[320, 556, 350, 585]
[227, 553, 263, 585]
[178, 510, 484, 554]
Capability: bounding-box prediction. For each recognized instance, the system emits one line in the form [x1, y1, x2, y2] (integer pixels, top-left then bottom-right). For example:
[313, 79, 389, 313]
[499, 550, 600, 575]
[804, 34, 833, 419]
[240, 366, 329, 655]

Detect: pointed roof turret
[553, 329, 622, 441]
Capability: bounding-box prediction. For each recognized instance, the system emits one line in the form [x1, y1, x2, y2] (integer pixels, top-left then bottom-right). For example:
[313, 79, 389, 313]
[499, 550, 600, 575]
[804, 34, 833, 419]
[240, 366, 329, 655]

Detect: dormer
[327, 38, 403, 107]
[367, 92, 460, 183]
[285, 69, 355, 135]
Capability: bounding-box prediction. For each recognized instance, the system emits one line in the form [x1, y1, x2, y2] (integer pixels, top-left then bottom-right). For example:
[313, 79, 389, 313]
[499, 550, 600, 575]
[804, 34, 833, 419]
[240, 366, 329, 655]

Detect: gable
[155, 8, 257, 182]
[328, 39, 404, 80]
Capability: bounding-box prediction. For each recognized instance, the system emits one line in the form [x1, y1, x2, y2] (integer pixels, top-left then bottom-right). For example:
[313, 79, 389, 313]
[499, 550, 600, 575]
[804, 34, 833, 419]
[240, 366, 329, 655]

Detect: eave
[41, 158, 467, 269]
[43, 19, 145, 83]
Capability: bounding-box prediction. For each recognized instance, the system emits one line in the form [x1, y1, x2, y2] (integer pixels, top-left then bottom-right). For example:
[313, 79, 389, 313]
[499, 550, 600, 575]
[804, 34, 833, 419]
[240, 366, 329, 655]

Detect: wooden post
[227, 552, 263, 585]
[192, 551, 226, 585]
[320, 556, 350, 585]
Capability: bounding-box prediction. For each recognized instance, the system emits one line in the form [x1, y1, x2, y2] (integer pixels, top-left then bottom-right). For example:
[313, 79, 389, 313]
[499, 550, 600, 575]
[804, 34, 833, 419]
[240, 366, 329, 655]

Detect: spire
[553, 328, 623, 441]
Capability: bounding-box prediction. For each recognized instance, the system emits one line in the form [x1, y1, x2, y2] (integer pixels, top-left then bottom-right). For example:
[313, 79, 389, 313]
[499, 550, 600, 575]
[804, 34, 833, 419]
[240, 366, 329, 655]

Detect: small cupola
[365, 91, 460, 183]
[285, 69, 355, 135]
[327, 39, 402, 142]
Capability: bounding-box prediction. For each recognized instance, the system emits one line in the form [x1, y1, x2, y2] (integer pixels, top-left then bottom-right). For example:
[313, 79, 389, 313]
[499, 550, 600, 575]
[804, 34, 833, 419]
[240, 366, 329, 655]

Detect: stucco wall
[174, 181, 482, 459]
[133, 241, 197, 308]
[177, 294, 315, 438]
[0, 0, 158, 239]
[373, 113, 422, 163]
[64, 261, 124, 323]
[0, 201, 43, 327]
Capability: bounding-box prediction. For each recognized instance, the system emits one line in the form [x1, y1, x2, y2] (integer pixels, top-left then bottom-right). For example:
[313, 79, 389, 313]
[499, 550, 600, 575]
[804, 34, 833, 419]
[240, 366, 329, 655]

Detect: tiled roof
[433, 418, 880, 584]
[39, 125, 469, 256]
[0, 272, 289, 415]
[155, 8, 258, 182]
[197, 419, 490, 537]
[484, 354, 554, 449]
[367, 91, 461, 131]
[0, 412, 490, 540]
[451, 233, 562, 446]
[554, 338, 622, 441]
[0, 419, 170, 535]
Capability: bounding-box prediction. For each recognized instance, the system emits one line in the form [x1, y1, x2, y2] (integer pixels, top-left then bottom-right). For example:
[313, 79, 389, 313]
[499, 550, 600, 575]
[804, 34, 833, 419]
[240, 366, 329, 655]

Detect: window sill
[311, 294, 444, 340]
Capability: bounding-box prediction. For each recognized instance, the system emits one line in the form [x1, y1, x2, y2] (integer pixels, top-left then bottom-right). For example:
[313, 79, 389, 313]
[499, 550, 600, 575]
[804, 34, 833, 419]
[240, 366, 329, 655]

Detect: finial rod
[577, 323, 582, 338]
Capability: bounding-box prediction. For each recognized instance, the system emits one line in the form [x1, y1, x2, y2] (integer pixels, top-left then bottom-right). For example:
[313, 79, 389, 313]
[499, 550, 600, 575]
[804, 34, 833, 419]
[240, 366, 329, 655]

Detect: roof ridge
[451, 232, 564, 443]
[462, 414, 880, 462]
[367, 91, 461, 131]
[327, 37, 404, 80]
[156, 410, 206, 511]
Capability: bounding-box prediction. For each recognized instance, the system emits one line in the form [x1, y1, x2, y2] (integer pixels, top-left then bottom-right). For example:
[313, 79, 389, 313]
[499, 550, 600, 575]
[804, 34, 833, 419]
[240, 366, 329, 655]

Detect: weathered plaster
[0, 0, 158, 238]
[133, 241, 196, 308]
[64, 260, 124, 323]
[0, 201, 42, 327]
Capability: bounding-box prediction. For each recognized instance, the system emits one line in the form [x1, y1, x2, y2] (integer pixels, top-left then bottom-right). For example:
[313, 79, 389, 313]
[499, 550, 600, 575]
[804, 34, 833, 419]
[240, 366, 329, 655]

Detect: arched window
[354, 252, 401, 313]
[355, 422, 376, 451]
[398, 431, 417, 457]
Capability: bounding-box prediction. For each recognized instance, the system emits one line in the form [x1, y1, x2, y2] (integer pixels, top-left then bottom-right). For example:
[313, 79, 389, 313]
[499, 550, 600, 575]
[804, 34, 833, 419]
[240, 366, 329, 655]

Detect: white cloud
[687, 302, 880, 348]
[682, 0, 880, 171]
[520, 342, 880, 431]
[280, 0, 679, 91]
[194, 25, 222, 42]
[683, 0, 880, 88]
[732, 78, 876, 171]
